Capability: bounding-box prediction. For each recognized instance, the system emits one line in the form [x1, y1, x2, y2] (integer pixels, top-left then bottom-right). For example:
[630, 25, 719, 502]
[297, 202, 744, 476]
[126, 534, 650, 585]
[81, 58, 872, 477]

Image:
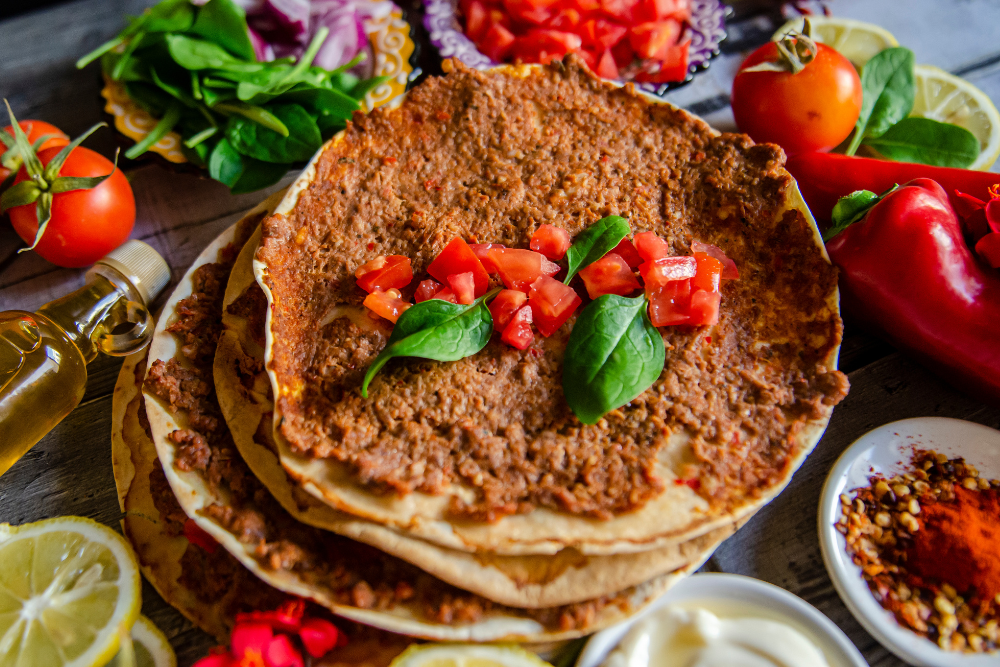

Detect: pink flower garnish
[954, 186, 1000, 267]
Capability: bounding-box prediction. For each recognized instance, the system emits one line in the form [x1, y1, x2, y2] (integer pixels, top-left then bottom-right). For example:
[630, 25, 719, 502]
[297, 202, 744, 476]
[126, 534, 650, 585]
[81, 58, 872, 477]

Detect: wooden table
[2, 1, 999, 665]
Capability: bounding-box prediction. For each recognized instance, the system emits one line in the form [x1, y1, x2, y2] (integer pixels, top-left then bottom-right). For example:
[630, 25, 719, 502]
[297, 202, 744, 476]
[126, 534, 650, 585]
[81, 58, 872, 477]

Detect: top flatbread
[254, 58, 849, 555]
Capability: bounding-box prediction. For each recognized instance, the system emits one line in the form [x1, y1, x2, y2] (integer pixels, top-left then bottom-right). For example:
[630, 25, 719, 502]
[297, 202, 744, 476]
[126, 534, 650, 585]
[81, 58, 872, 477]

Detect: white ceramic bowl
[818, 417, 1000, 667]
[576, 572, 867, 667]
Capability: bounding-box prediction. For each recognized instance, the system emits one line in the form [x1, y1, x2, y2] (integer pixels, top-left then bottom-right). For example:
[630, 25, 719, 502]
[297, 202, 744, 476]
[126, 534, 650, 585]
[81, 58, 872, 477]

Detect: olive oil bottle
[0, 241, 169, 477]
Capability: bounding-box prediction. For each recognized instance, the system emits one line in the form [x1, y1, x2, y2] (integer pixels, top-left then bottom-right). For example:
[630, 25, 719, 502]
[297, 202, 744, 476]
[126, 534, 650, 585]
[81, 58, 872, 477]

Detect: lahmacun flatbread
[253, 57, 848, 555]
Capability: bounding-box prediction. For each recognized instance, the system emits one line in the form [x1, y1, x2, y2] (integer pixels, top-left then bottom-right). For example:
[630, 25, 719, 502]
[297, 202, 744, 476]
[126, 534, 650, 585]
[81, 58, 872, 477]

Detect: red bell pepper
[825, 178, 1000, 405]
[786, 152, 1000, 225]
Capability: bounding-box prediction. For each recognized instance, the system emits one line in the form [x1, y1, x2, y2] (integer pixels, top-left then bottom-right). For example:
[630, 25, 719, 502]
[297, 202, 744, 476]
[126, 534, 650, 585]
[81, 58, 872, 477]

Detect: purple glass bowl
[422, 0, 727, 96]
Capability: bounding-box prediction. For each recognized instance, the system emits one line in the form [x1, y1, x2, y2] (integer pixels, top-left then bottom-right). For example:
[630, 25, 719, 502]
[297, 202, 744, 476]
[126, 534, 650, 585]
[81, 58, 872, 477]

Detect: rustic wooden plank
[709, 351, 1000, 666]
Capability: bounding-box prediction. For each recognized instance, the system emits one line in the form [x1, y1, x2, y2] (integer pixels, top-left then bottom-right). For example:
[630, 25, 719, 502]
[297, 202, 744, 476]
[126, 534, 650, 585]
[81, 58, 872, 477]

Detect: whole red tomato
[731, 42, 862, 156]
[9, 146, 135, 268]
[1, 120, 69, 182]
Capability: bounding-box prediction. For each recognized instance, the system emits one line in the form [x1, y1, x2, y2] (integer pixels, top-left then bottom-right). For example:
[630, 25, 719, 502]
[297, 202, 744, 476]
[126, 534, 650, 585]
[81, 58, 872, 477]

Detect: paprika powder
[907, 486, 1000, 606]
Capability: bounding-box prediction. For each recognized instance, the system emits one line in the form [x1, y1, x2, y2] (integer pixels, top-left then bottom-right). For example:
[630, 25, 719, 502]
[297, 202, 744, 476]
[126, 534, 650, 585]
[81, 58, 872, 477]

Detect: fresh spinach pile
[360, 217, 669, 425]
[77, 0, 384, 193]
[845, 47, 979, 168]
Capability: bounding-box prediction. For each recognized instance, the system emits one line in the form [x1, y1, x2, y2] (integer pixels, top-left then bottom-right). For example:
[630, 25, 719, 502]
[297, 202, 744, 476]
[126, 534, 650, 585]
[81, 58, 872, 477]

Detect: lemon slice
[773, 16, 899, 67]
[910, 64, 1000, 171]
[0, 517, 141, 667]
[389, 644, 555, 667]
[108, 616, 176, 667]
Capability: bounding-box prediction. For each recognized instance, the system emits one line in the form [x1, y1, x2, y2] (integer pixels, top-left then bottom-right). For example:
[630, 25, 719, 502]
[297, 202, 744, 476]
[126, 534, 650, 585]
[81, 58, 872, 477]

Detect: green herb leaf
[563, 215, 631, 284]
[0, 180, 41, 212]
[215, 101, 289, 136]
[846, 47, 915, 155]
[361, 289, 500, 398]
[862, 116, 980, 168]
[166, 34, 262, 72]
[207, 137, 286, 193]
[189, 0, 255, 62]
[128, 0, 195, 36]
[124, 103, 182, 159]
[225, 103, 320, 163]
[562, 294, 665, 425]
[824, 184, 898, 242]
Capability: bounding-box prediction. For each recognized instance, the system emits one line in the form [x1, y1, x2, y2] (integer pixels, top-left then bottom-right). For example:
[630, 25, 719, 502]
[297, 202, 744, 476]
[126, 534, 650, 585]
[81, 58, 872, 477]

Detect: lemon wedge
[0, 516, 141, 667]
[911, 64, 1000, 171]
[108, 616, 176, 667]
[389, 644, 555, 667]
[773, 16, 898, 67]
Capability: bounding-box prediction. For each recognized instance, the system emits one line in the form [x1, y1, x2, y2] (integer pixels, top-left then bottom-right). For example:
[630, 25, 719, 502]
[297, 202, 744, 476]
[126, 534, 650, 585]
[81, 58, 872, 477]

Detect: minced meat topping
[144, 238, 632, 629]
[258, 56, 849, 521]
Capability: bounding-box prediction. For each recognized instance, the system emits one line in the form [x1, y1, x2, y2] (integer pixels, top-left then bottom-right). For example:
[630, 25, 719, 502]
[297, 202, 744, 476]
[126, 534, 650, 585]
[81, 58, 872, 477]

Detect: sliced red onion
[257, 0, 311, 43]
[691, 241, 739, 280]
[312, 8, 366, 69]
[247, 25, 276, 61]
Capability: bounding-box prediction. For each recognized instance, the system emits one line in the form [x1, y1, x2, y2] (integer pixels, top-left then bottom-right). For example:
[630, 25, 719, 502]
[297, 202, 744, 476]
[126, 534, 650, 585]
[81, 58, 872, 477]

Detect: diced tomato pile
[355, 225, 737, 349]
[458, 0, 691, 84]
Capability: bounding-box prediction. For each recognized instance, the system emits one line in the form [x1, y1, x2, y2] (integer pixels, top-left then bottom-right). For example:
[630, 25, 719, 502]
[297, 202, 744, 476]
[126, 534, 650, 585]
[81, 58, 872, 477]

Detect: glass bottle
[0, 240, 170, 477]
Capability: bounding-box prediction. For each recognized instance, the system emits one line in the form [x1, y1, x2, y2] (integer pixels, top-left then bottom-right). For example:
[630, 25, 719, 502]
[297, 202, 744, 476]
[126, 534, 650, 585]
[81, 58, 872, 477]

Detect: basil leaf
[361, 289, 500, 398]
[824, 184, 898, 242]
[562, 294, 665, 425]
[846, 47, 915, 155]
[189, 0, 256, 62]
[563, 215, 631, 284]
[862, 117, 980, 168]
[225, 104, 320, 163]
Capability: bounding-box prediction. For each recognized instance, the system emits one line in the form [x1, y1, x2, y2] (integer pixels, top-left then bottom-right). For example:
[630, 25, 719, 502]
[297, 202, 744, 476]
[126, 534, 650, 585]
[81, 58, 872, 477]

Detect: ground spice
[907, 486, 1000, 605]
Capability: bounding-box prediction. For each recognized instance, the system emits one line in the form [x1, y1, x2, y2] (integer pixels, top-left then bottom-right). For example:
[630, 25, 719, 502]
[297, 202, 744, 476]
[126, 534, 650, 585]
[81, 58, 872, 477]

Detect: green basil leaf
[563, 215, 630, 284]
[862, 116, 980, 168]
[361, 289, 500, 398]
[225, 104, 320, 163]
[562, 294, 665, 425]
[166, 34, 263, 72]
[824, 184, 898, 242]
[846, 47, 915, 155]
[189, 0, 255, 62]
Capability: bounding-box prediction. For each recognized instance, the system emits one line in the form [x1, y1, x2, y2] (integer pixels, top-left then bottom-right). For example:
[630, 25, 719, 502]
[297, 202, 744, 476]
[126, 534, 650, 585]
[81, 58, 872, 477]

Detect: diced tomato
[490, 8, 511, 28]
[433, 287, 458, 303]
[691, 253, 722, 293]
[470, 243, 505, 273]
[596, 49, 619, 78]
[567, 0, 601, 13]
[522, 29, 583, 55]
[464, 0, 490, 41]
[489, 289, 528, 331]
[628, 20, 680, 59]
[355, 255, 413, 293]
[489, 248, 559, 291]
[528, 275, 581, 336]
[612, 38, 635, 68]
[502, 0, 553, 24]
[634, 231, 670, 261]
[549, 8, 583, 30]
[600, 0, 638, 23]
[415, 279, 442, 303]
[646, 278, 690, 326]
[634, 0, 688, 22]
[183, 519, 217, 553]
[578, 252, 640, 298]
[363, 289, 411, 323]
[480, 23, 516, 60]
[638, 255, 697, 287]
[530, 224, 571, 260]
[691, 240, 739, 279]
[687, 289, 721, 326]
[610, 237, 642, 267]
[521, 0, 561, 10]
[976, 232, 1000, 268]
[502, 305, 534, 349]
[578, 47, 599, 71]
[448, 272, 477, 304]
[579, 19, 628, 49]
[634, 39, 689, 83]
[427, 238, 490, 296]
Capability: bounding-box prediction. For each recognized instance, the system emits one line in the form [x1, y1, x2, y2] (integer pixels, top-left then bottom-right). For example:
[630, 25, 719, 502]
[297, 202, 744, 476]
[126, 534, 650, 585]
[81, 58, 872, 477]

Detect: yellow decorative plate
[102, 7, 416, 165]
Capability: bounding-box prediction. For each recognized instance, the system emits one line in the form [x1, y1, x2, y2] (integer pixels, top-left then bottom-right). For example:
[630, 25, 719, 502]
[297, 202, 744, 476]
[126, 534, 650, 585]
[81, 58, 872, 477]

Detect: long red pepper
[825, 178, 1000, 405]
[786, 152, 1000, 223]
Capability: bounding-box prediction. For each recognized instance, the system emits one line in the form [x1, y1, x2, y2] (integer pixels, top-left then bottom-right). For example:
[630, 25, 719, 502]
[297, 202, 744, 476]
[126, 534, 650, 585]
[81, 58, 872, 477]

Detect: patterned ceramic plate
[102, 4, 416, 165]
[422, 0, 727, 96]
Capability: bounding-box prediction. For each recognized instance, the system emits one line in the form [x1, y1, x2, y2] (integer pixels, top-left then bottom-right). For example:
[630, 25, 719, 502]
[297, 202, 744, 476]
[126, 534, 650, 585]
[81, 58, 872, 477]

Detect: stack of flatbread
[111, 57, 848, 651]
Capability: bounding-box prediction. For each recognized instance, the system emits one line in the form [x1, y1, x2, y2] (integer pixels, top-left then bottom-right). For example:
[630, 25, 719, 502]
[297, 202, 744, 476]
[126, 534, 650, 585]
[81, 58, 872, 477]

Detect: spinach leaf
[189, 0, 255, 62]
[846, 47, 915, 156]
[862, 117, 979, 168]
[131, 0, 195, 36]
[125, 102, 183, 159]
[208, 137, 287, 193]
[166, 34, 262, 72]
[215, 101, 289, 136]
[361, 289, 500, 398]
[562, 294, 665, 425]
[124, 81, 176, 118]
[225, 103, 320, 163]
[563, 215, 630, 284]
